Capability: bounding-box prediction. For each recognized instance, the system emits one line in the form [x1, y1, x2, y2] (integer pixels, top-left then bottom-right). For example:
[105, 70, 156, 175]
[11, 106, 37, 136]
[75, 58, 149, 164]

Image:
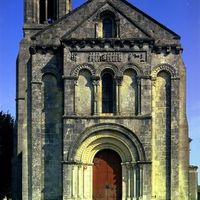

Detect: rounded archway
[93, 149, 122, 200]
[64, 124, 146, 200]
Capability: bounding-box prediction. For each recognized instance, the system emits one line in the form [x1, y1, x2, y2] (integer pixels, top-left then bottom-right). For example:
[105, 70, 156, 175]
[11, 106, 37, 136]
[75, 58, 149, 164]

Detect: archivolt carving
[68, 123, 146, 163]
[120, 63, 143, 76]
[151, 64, 178, 78]
[70, 63, 96, 77]
[75, 133, 134, 163]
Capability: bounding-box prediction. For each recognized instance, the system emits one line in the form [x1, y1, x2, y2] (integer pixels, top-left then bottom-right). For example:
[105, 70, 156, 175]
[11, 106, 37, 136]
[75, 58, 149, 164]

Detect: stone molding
[69, 62, 147, 79]
[151, 63, 179, 79]
[67, 123, 146, 162]
[62, 38, 154, 49]
[62, 114, 151, 119]
[70, 63, 96, 77]
[96, 62, 120, 76]
[152, 45, 183, 54]
[120, 63, 143, 76]
[29, 45, 61, 55]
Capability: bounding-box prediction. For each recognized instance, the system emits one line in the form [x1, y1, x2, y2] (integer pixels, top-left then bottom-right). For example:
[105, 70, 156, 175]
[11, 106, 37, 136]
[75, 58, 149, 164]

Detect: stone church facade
[14, 0, 198, 199]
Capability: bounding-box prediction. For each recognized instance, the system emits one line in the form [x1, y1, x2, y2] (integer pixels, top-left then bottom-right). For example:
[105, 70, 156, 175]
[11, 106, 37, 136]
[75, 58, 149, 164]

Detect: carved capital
[115, 76, 123, 86]
[92, 76, 100, 86]
[73, 79, 78, 86]
[92, 80, 100, 86]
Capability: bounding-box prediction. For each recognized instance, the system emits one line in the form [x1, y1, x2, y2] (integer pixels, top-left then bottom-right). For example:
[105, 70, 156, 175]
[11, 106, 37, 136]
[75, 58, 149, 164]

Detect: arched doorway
[93, 149, 122, 200]
[63, 126, 146, 199]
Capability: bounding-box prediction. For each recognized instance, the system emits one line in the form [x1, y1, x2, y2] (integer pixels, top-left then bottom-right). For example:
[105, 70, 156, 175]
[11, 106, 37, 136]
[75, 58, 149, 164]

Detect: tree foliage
[0, 111, 14, 199]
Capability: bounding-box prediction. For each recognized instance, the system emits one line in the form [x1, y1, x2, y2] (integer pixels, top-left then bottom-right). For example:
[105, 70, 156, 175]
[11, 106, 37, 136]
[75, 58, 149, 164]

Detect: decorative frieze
[69, 51, 147, 63]
[62, 38, 154, 49]
[88, 52, 122, 62]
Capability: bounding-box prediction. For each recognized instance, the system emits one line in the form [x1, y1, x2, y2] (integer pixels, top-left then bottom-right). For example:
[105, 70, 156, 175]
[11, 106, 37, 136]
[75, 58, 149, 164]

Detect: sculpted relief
[70, 51, 147, 63]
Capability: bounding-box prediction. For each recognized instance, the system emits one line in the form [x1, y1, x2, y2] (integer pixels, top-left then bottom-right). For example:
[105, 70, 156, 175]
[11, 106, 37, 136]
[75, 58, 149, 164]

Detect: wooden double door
[93, 149, 122, 200]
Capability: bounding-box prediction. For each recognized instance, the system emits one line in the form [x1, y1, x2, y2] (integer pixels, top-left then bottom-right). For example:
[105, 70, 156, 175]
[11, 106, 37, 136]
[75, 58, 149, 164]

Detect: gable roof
[61, 2, 153, 40]
[31, 0, 180, 46]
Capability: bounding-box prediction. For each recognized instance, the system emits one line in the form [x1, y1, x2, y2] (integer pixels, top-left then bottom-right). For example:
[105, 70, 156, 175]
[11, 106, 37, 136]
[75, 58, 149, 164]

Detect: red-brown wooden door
[93, 149, 122, 200]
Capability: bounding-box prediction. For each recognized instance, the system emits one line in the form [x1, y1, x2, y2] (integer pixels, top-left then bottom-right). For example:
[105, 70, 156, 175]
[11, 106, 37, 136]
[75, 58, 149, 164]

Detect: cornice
[62, 114, 152, 120]
[62, 38, 182, 54]
[29, 45, 61, 55]
[29, 38, 182, 55]
[62, 38, 154, 49]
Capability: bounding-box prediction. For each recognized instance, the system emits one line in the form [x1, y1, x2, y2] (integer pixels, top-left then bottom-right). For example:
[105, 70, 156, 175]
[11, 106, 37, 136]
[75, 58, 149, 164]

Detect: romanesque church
[14, 0, 198, 199]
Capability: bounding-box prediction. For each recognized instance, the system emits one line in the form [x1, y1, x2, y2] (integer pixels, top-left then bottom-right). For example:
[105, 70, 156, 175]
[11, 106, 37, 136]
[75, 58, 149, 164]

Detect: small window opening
[103, 18, 113, 38]
[40, 0, 57, 24]
[47, 0, 57, 23]
[40, 0, 46, 23]
[102, 14, 116, 38]
[102, 73, 115, 113]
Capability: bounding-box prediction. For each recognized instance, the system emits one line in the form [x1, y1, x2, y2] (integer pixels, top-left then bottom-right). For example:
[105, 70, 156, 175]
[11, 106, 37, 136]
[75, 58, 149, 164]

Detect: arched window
[102, 72, 115, 113]
[102, 14, 116, 38]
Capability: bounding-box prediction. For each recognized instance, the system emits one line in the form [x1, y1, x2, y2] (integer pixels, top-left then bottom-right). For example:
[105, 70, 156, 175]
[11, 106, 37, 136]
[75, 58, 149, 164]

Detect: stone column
[126, 163, 131, 200]
[92, 77, 100, 115]
[178, 57, 189, 200]
[133, 165, 137, 200]
[121, 163, 127, 200]
[139, 165, 143, 197]
[77, 165, 84, 199]
[137, 77, 141, 115]
[71, 165, 77, 198]
[115, 77, 122, 115]
[170, 77, 180, 199]
[152, 72, 171, 200]
[83, 164, 93, 200]
[73, 78, 78, 115]
[116, 19, 120, 37]
[31, 81, 43, 200]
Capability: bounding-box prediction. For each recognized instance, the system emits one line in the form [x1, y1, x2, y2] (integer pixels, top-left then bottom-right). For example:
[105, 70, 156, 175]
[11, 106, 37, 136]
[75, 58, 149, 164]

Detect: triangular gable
[32, 0, 180, 45]
[61, 2, 152, 40]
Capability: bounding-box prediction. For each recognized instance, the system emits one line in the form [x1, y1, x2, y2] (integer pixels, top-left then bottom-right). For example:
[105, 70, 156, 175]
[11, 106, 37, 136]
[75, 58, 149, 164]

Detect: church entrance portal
[93, 149, 122, 200]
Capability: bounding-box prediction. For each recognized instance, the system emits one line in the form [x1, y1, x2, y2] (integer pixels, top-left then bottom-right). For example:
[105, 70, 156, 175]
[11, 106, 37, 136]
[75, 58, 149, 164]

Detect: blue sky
[0, 0, 200, 182]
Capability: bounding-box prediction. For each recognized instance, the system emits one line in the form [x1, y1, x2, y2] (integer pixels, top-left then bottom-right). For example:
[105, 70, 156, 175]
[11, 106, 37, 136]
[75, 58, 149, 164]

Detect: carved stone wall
[15, 0, 195, 199]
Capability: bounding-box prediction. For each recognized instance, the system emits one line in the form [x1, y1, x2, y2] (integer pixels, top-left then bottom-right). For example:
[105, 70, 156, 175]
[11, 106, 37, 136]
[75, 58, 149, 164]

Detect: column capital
[92, 76, 100, 85]
[115, 76, 123, 86]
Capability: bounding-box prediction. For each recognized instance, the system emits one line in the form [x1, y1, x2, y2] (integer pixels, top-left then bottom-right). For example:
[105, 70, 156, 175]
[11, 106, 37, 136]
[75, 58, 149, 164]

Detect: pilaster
[31, 81, 42, 200]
